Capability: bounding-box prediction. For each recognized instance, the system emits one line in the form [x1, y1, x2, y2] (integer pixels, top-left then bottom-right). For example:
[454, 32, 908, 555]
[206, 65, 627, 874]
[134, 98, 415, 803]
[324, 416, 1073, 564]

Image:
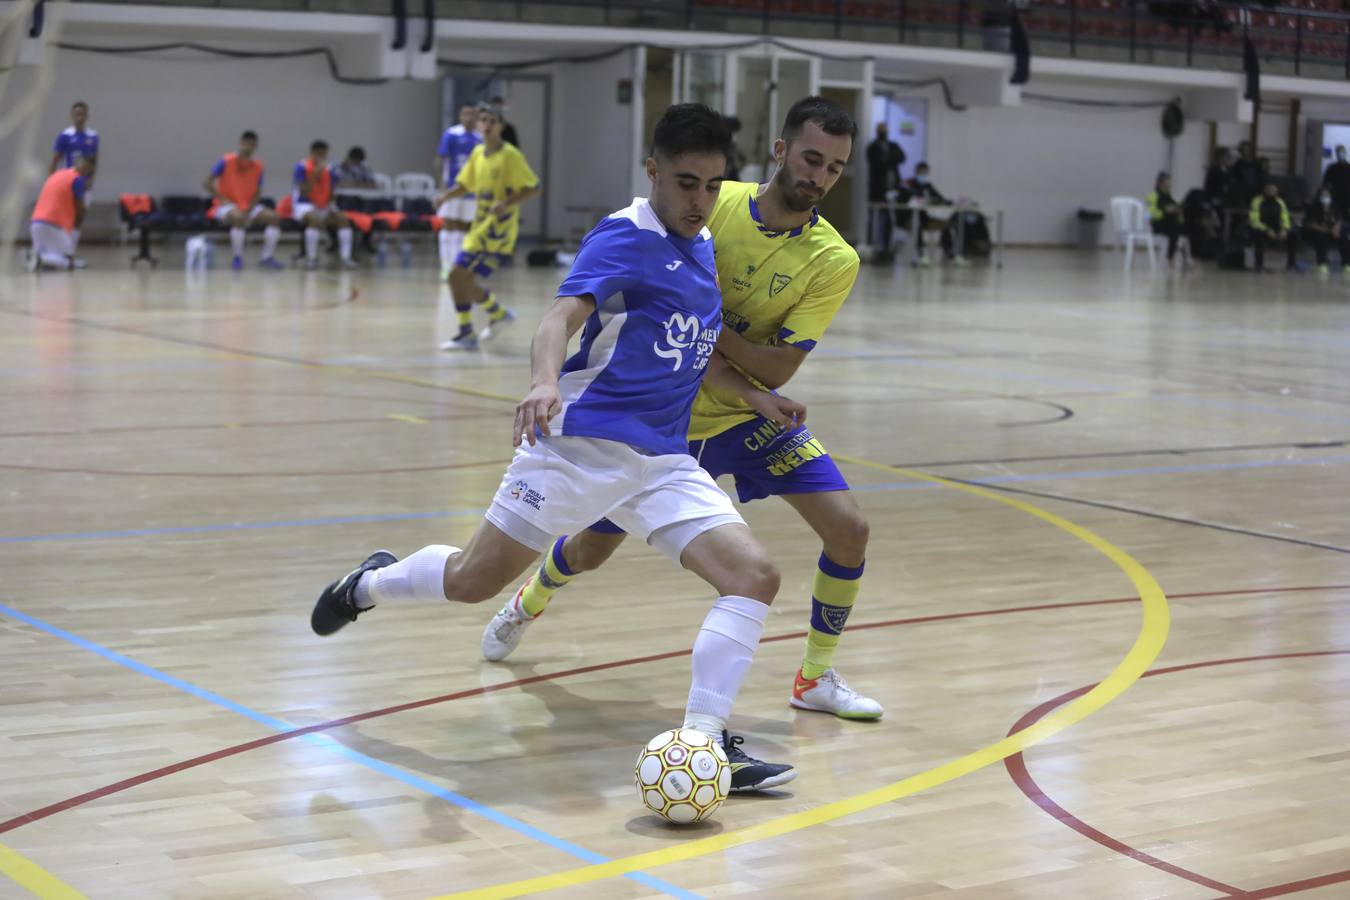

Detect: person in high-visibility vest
[204, 130, 285, 271]
[28, 157, 94, 272]
[290, 140, 356, 270]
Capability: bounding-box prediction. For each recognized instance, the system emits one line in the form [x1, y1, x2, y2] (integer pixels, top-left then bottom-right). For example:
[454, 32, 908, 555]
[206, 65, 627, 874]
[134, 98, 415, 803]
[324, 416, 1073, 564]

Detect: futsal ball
[634, 728, 731, 824]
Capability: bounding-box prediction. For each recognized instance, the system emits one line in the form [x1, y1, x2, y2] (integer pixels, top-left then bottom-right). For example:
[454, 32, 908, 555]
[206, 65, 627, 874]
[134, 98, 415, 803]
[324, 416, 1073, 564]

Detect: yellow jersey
[456, 142, 539, 256]
[688, 180, 860, 440]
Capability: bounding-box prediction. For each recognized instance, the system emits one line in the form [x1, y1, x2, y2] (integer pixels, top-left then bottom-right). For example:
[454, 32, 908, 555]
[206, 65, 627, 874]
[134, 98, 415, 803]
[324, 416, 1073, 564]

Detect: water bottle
[375, 238, 388, 268]
[399, 239, 412, 268]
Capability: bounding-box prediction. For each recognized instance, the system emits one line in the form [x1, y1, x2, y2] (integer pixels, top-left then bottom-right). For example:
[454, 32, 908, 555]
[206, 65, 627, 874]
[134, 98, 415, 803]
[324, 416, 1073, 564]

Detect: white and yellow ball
[634, 728, 731, 824]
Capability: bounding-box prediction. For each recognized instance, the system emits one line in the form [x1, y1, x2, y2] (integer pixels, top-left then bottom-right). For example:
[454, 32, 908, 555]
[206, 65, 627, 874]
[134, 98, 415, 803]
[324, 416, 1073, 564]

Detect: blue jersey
[552, 198, 722, 456]
[438, 124, 482, 187]
[53, 127, 99, 169]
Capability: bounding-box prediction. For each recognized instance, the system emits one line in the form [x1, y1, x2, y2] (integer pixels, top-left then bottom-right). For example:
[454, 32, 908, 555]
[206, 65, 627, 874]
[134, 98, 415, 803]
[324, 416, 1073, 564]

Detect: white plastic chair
[393, 172, 436, 198]
[1109, 196, 1157, 270]
[372, 172, 393, 194]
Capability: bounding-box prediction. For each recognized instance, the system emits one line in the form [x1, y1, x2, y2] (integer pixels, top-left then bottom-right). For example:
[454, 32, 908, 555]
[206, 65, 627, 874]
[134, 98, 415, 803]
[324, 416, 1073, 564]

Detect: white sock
[684, 595, 769, 738]
[70, 228, 81, 252]
[438, 230, 454, 268]
[304, 227, 320, 259]
[356, 545, 455, 607]
[230, 227, 245, 257]
[262, 225, 280, 258]
[338, 227, 353, 260]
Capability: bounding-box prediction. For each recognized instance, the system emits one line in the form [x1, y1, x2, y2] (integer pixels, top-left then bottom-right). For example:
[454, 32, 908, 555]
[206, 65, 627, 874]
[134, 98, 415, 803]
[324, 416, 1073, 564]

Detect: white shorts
[213, 203, 268, 223]
[30, 221, 74, 265]
[437, 196, 476, 222]
[485, 435, 744, 562]
[292, 202, 330, 222]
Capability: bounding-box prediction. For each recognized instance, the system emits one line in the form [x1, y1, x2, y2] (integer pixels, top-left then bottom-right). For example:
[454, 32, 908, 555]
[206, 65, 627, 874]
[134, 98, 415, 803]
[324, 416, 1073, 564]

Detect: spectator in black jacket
[904, 161, 955, 266]
[1320, 145, 1350, 218]
[866, 122, 906, 259]
[1231, 140, 1265, 204]
[1302, 187, 1349, 275]
[1203, 146, 1233, 210]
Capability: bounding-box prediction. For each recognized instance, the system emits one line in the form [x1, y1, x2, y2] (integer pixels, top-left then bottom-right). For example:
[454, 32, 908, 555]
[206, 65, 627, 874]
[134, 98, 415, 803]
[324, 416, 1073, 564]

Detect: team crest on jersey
[769, 273, 792, 296]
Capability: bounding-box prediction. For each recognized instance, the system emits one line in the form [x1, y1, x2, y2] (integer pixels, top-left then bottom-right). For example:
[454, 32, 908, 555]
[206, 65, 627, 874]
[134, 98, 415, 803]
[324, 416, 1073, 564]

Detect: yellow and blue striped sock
[519, 536, 576, 618]
[455, 307, 472, 333]
[801, 553, 864, 680]
[479, 291, 507, 322]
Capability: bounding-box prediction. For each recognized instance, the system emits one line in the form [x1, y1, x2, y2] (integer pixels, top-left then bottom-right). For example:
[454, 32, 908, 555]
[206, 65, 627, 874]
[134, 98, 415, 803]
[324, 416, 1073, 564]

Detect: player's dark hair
[477, 104, 502, 122]
[347, 146, 365, 162]
[240, 130, 258, 142]
[651, 103, 733, 162]
[71, 101, 88, 111]
[780, 95, 857, 142]
[915, 160, 930, 173]
[310, 140, 329, 153]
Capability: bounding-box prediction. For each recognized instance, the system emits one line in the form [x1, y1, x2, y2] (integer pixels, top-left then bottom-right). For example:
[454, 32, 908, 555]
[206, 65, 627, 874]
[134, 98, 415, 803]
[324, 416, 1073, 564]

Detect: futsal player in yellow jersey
[436, 105, 541, 350]
[482, 97, 885, 721]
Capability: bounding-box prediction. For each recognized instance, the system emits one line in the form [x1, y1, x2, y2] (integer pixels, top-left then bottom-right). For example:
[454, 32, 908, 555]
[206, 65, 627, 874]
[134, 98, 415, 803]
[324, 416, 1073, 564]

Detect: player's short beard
[775, 165, 819, 213]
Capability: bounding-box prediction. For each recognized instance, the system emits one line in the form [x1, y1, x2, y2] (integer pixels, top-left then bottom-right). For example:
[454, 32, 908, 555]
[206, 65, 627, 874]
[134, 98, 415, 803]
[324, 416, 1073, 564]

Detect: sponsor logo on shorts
[510, 479, 546, 510]
[765, 433, 828, 476]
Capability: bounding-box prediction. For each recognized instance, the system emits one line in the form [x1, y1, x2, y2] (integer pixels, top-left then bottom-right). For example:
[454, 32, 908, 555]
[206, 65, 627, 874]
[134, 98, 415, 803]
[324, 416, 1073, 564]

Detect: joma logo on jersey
[654, 312, 718, 371]
[510, 479, 546, 510]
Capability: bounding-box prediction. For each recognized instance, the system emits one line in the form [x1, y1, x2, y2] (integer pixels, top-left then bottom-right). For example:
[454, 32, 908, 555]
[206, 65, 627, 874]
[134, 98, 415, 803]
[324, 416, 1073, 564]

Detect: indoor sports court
[2, 2, 1349, 898]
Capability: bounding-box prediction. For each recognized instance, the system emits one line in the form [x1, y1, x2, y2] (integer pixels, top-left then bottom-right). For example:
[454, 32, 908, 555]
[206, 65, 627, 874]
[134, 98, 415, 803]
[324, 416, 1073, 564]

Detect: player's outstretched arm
[704, 352, 807, 427]
[714, 328, 809, 390]
[513, 294, 595, 448]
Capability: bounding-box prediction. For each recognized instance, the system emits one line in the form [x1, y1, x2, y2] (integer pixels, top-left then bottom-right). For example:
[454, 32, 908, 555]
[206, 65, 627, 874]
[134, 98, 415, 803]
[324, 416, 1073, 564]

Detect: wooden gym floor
[1, 248, 1348, 899]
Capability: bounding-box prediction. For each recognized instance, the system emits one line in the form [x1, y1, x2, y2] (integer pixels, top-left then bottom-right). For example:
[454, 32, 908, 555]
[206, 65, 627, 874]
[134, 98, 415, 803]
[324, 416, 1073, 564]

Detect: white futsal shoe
[481, 580, 539, 661]
[790, 667, 883, 720]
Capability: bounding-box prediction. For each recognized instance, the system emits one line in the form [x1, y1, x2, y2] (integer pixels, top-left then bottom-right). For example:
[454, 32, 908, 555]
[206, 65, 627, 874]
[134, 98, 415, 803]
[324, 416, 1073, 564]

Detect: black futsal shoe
[723, 730, 797, 792]
[310, 550, 397, 636]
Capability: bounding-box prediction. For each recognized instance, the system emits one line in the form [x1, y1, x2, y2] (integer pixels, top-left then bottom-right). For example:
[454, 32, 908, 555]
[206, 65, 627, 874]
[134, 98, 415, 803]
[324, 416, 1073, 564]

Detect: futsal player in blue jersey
[311, 104, 802, 791]
[48, 101, 98, 266]
[436, 104, 483, 276]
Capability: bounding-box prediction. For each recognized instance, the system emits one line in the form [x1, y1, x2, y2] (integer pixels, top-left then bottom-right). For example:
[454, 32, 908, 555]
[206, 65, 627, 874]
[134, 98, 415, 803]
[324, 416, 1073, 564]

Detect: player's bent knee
[730, 556, 780, 604]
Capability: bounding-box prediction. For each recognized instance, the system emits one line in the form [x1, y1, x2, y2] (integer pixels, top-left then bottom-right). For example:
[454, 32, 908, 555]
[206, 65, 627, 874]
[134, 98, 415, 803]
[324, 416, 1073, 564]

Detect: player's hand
[513, 383, 561, 447]
[749, 392, 807, 429]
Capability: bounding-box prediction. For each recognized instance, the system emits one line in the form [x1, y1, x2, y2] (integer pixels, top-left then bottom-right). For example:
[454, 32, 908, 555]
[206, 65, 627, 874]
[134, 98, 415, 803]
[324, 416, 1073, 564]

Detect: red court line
[1005, 650, 1350, 898]
[2, 583, 1347, 840]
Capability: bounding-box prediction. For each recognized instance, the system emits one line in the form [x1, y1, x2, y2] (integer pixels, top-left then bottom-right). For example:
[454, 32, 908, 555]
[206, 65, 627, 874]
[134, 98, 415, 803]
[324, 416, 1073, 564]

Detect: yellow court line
[0, 842, 87, 899]
[386, 413, 431, 425]
[437, 454, 1171, 900]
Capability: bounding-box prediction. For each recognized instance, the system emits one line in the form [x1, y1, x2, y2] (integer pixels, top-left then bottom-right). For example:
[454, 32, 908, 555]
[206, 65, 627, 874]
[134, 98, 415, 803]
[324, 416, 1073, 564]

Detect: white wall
[1, 45, 439, 209]
[542, 49, 639, 244]
[907, 82, 1209, 245]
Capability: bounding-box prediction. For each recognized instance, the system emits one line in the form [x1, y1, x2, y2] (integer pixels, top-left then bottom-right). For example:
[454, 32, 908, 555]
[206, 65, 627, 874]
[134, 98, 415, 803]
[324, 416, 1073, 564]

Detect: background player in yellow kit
[482, 96, 883, 721]
[436, 104, 541, 350]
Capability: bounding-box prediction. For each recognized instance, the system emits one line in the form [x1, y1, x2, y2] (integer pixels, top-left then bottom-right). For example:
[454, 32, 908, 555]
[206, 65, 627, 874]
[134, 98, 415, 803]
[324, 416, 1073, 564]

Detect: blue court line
[0, 602, 700, 899]
[4, 454, 1349, 545]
